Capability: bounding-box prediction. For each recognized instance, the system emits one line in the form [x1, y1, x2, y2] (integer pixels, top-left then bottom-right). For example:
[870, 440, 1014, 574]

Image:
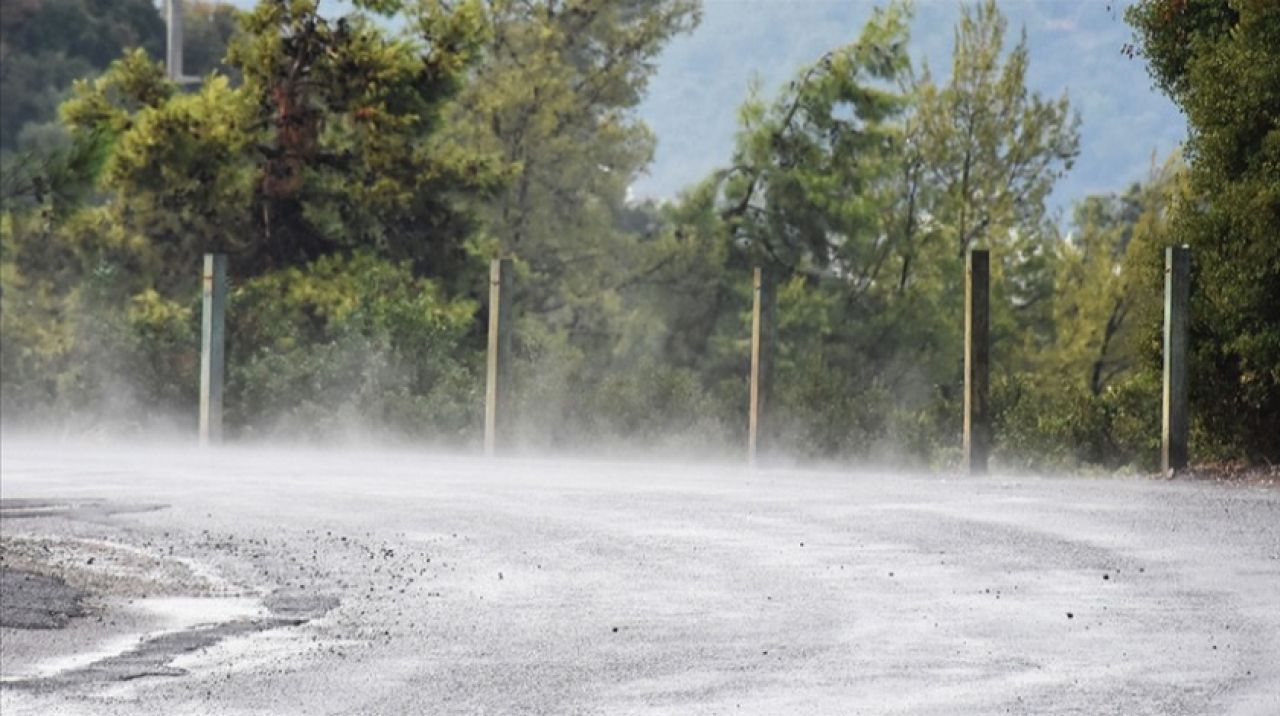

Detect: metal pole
[199, 253, 227, 446]
[1162, 245, 1190, 474]
[484, 258, 514, 456]
[165, 0, 185, 82]
[964, 249, 990, 474]
[748, 267, 775, 466]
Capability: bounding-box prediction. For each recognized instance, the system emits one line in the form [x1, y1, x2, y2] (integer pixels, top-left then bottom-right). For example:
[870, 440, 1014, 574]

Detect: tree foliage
[439, 0, 701, 445]
[1127, 0, 1280, 460]
[3, 0, 1273, 468]
[54, 0, 499, 285]
[2, 0, 500, 439]
[635, 1, 1082, 462]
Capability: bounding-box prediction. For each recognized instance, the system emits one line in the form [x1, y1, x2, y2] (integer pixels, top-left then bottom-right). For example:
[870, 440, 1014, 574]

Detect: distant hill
[0, 0, 235, 153]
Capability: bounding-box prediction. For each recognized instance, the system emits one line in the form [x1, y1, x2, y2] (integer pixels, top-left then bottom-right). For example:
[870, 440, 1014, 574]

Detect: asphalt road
[1, 441, 1278, 715]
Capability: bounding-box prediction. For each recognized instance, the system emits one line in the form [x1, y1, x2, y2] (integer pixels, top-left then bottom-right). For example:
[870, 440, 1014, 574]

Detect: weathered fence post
[964, 249, 990, 474]
[748, 267, 776, 466]
[484, 258, 514, 456]
[1162, 245, 1190, 474]
[199, 253, 227, 447]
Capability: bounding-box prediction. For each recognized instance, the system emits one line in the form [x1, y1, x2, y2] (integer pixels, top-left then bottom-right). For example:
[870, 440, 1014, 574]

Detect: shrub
[225, 251, 481, 443]
[993, 371, 1160, 471]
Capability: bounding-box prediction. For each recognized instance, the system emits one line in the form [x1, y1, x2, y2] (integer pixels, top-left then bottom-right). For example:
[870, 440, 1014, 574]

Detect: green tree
[650, 0, 1079, 462]
[993, 159, 1184, 470]
[1048, 159, 1182, 397]
[711, 4, 930, 457]
[913, 0, 1079, 371]
[1127, 0, 1280, 460]
[56, 0, 498, 287]
[2, 0, 500, 434]
[440, 0, 700, 446]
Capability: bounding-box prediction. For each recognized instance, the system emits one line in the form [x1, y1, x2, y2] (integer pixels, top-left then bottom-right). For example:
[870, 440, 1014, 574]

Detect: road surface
[1, 441, 1278, 714]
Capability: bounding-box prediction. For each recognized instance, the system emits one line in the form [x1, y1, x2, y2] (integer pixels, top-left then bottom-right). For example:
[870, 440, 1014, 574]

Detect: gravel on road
[1, 441, 1278, 715]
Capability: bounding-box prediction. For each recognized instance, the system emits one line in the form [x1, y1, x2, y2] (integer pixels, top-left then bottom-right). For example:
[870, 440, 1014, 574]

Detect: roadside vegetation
[1, 0, 1276, 471]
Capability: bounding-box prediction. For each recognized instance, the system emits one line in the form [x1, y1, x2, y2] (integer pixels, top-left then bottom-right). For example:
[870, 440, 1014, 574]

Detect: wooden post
[199, 253, 227, 446]
[484, 258, 514, 456]
[964, 249, 990, 474]
[748, 267, 776, 466]
[1162, 245, 1190, 474]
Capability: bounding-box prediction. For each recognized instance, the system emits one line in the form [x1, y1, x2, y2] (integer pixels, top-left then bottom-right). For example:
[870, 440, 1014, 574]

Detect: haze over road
[1, 441, 1278, 714]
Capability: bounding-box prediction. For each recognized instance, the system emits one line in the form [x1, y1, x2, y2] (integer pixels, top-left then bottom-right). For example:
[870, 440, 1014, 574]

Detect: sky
[631, 0, 1187, 219]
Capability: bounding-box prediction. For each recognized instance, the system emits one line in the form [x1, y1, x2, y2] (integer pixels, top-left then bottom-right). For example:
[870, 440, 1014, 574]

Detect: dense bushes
[0, 239, 1172, 466]
[992, 372, 1160, 472]
[225, 252, 481, 442]
[0, 248, 483, 441]
[0, 263, 198, 431]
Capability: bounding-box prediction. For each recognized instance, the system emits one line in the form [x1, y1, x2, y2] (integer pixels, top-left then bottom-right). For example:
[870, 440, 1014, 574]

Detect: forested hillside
[1, 0, 1275, 469]
[0, 0, 236, 153]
